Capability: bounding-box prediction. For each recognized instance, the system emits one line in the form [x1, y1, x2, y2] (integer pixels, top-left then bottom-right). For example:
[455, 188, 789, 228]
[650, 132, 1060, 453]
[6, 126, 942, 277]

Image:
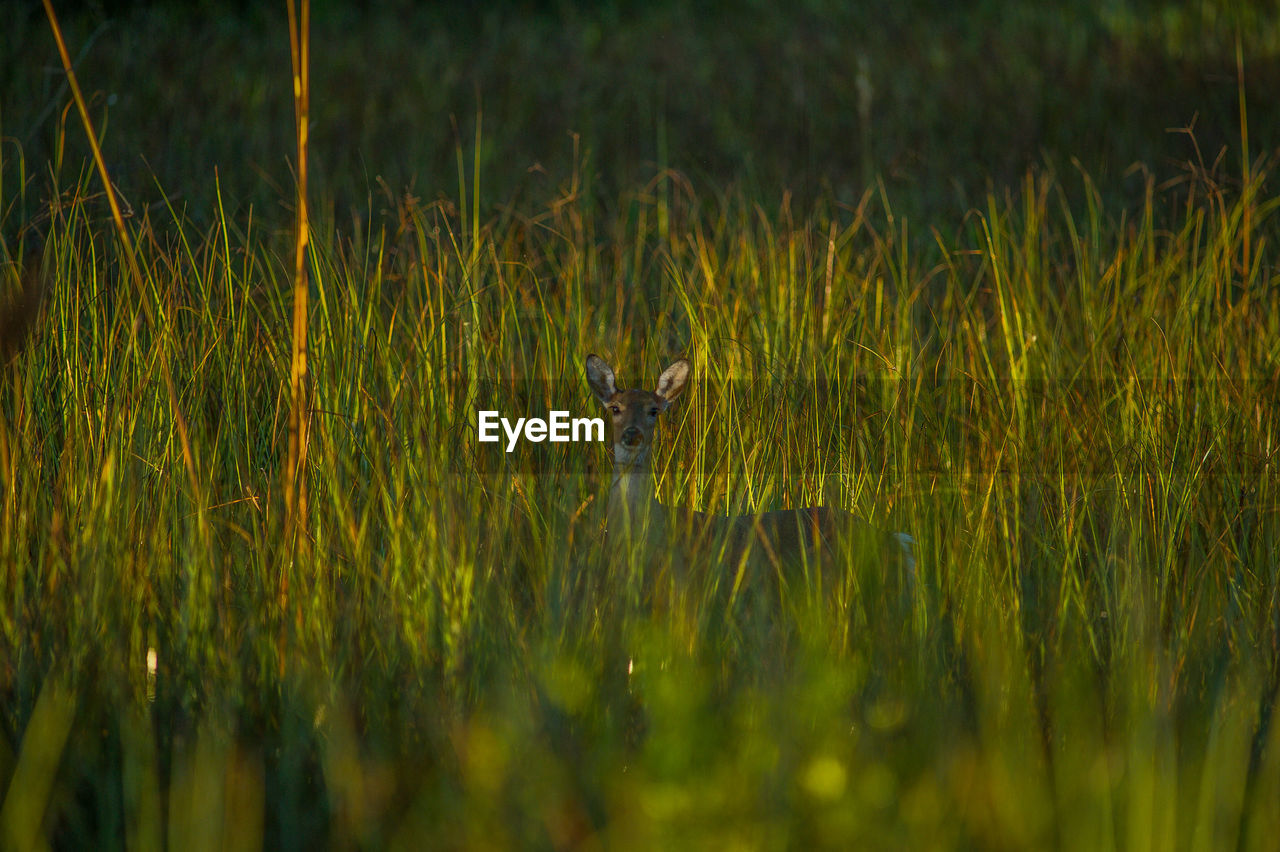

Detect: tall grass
[1, 132, 1277, 845]
[2, 7, 1280, 847]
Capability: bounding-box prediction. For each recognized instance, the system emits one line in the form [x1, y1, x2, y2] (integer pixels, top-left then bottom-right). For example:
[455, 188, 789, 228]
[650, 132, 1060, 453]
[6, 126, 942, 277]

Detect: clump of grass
[2, 129, 1278, 845]
[3, 4, 1280, 848]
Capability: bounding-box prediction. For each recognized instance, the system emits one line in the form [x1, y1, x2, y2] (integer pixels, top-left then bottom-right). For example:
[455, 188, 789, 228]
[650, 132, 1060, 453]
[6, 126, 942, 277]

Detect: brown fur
[1, 255, 44, 362]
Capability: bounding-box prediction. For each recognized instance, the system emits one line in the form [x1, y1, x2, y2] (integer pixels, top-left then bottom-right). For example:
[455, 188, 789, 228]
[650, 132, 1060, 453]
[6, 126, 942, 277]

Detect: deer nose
[621, 426, 643, 448]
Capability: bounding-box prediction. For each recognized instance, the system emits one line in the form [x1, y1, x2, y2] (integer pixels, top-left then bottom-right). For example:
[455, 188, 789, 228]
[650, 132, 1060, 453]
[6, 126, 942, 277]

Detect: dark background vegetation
[5, 0, 1278, 230]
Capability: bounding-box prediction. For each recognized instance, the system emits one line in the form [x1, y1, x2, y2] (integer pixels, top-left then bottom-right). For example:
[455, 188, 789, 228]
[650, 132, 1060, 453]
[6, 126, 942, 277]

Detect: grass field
[3, 1, 1280, 849]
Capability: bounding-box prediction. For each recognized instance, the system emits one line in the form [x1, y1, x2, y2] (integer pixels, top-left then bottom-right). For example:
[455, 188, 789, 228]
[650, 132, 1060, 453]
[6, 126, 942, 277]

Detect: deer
[585, 354, 915, 602]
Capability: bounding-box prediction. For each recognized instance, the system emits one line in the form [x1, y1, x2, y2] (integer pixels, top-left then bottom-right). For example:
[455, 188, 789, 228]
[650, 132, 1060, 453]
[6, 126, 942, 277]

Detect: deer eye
[648, 407, 659, 417]
[609, 404, 621, 415]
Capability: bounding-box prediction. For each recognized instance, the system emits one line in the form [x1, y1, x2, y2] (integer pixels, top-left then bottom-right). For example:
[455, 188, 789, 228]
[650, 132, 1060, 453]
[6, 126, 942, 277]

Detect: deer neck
[608, 454, 660, 534]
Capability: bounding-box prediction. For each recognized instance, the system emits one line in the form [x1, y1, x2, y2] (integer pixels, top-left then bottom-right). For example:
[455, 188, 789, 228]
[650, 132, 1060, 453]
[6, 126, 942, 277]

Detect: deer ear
[585, 354, 618, 405]
[654, 358, 690, 403]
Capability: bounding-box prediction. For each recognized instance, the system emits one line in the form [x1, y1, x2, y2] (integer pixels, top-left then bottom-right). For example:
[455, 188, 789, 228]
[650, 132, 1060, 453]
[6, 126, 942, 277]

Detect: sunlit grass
[3, 1, 1280, 845]
[2, 129, 1278, 845]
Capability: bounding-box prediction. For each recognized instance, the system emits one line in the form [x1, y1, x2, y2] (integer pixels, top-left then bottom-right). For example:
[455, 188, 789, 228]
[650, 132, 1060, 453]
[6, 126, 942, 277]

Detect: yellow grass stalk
[285, 0, 312, 562]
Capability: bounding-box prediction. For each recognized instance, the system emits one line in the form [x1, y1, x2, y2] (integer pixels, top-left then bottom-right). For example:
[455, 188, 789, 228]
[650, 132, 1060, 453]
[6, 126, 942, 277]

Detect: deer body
[586, 355, 914, 584]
